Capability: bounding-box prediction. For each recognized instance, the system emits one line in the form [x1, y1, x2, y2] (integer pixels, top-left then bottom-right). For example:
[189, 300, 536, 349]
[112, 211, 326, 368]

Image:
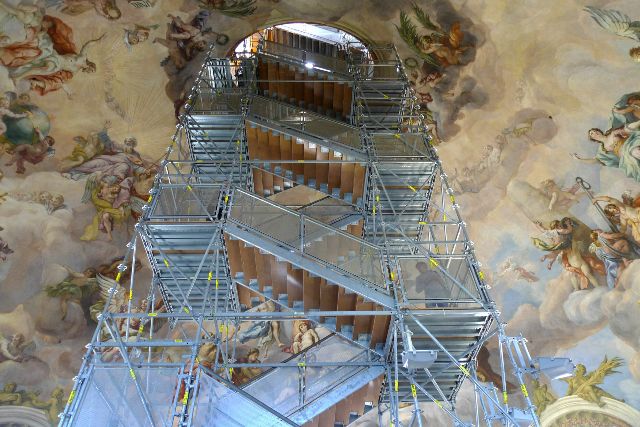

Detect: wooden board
[303, 141, 317, 184]
[353, 302, 374, 340]
[332, 82, 344, 117]
[317, 405, 336, 427]
[304, 71, 315, 110]
[343, 83, 353, 119]
[291, 138, 305, 176]
[339, 161, 355, 198]
[294, 69, 305, 104]
[313, 75, 324, 114]
[323, 78, 334, 117]
[352, 163, 366, 203]
[269, 257, 288, 300]
[327, 151, 342, 193]
[286, 264, 303, 307]
[303, 271, 321, 311]
[370, 311, 390, 349]
[336, 288, 357, 331]
[315, 146, 329, 187]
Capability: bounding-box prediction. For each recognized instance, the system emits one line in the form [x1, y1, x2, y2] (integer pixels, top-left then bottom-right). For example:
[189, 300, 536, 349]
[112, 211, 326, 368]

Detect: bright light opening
[305, 62, 314, 69]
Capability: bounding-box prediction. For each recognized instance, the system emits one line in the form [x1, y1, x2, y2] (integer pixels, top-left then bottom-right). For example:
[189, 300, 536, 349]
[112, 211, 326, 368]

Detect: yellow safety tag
[224, 195, 229, 203]
[429, 258, 439, 269]
[383, 94, 389, 99]
[236, 140, 241, 145]
[372, 206, 376, 214]
[450, 195, 455, 204]
[479, 271, 485, 280]
[219, 324, 227, 334]
[128, 290, 133, 301]
[175, 339, 183, 343]
[163, 259, 169, 268]
[148, 195, 153, 203]
[229, 367, 234, 374]
[394, 134, 401, 139]
[443, 213, 447, 221]
[503, 391, 508, 404]
[390, 271, 396, 281]
[411, 384, 417, 397]
[297, 362, 305, 367]
[138, 324, 144, 334]
[418, 221, 427, 225]
[376, 195, 380, 202]
[183, 307, 190, 314]
[394, 380, 398, 392]
[195, 357, 200, 364]
[520, 384, 528, 398]
[115, 272, 122, 283]
[435, 400, 442, 408]
[459, 365, 470, 376]
[129, 368, 136, 380]
[148, 312, 157, 317]
[186, 185, 193, 192]
[208, 271, 213, 281]
[408, 185, 417, 193]
[182, 390, 189, 405]
[215, 279, 219, 289]
[67, 390, 76, 404]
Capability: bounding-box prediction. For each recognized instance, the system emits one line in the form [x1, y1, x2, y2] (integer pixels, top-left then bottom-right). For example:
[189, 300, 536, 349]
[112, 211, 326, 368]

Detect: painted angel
[539, 179, 583, 211]
[584, 6, 640, 61]
[396, 2, 470, 68]
[562, 357, 624, 406]
[0, 333, 35, 363]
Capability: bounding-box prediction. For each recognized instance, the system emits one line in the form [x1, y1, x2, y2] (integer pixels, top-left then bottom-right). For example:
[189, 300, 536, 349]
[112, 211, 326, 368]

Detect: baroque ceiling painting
[0, 0, 639, 425]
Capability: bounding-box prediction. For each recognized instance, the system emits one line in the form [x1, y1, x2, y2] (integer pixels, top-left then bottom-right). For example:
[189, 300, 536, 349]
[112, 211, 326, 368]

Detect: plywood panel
[340, 162, 355, 198]
[343, 83, 353, 120]
[287, 264, 303, 307]
[327, 151, 342, 193]
[303, 142, 317, 184]
[303, 271, 321, 311]
[291, 138, 305, 176]
[317, 405, 336, 427]
[336, 289, 357, 330]
[352, 163, 366, 203]
[353, 301, 374, 340]
[270, 257, 287, 300]
[332, 82, 344, 117]
[315, 146, 329, 187]
[370, 311, 390, 349]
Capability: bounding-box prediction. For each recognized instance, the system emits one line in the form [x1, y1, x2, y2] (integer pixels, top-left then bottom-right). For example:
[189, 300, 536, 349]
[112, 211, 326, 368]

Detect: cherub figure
[0, 383, 22, 405]
[291, 320, 319, 354]
[24, 387, 65, 423]
[124, 24, 158, 50]
[562, 357, 624, 406]
[0, 96, 31, 137]
[539, 179, 583, 211]
[531, 379, 556, 416]
[396, 2, 470, 68]
[4, 128, 55, 174]
[154, 12, 211, 70]
[584, 7, 640, 62]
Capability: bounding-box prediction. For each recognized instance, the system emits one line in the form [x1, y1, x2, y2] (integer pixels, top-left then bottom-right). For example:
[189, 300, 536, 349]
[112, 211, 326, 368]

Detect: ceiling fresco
[1, 0, 639, 425]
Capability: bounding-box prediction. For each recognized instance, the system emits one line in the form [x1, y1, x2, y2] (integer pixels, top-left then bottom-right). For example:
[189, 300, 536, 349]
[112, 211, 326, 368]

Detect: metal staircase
[60, 33, 571, 427]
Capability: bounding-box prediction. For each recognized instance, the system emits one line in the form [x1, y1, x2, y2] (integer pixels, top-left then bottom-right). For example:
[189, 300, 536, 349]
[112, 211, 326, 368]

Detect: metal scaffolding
[59, 33, 572, 427]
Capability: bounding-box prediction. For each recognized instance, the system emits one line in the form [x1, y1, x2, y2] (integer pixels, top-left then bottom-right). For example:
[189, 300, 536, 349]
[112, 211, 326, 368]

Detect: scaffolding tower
[60, 30, 572, 427]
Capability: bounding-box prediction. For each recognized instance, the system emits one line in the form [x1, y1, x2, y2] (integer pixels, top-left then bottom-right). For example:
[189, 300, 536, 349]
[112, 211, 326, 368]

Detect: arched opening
[232, 22, 370, 59]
